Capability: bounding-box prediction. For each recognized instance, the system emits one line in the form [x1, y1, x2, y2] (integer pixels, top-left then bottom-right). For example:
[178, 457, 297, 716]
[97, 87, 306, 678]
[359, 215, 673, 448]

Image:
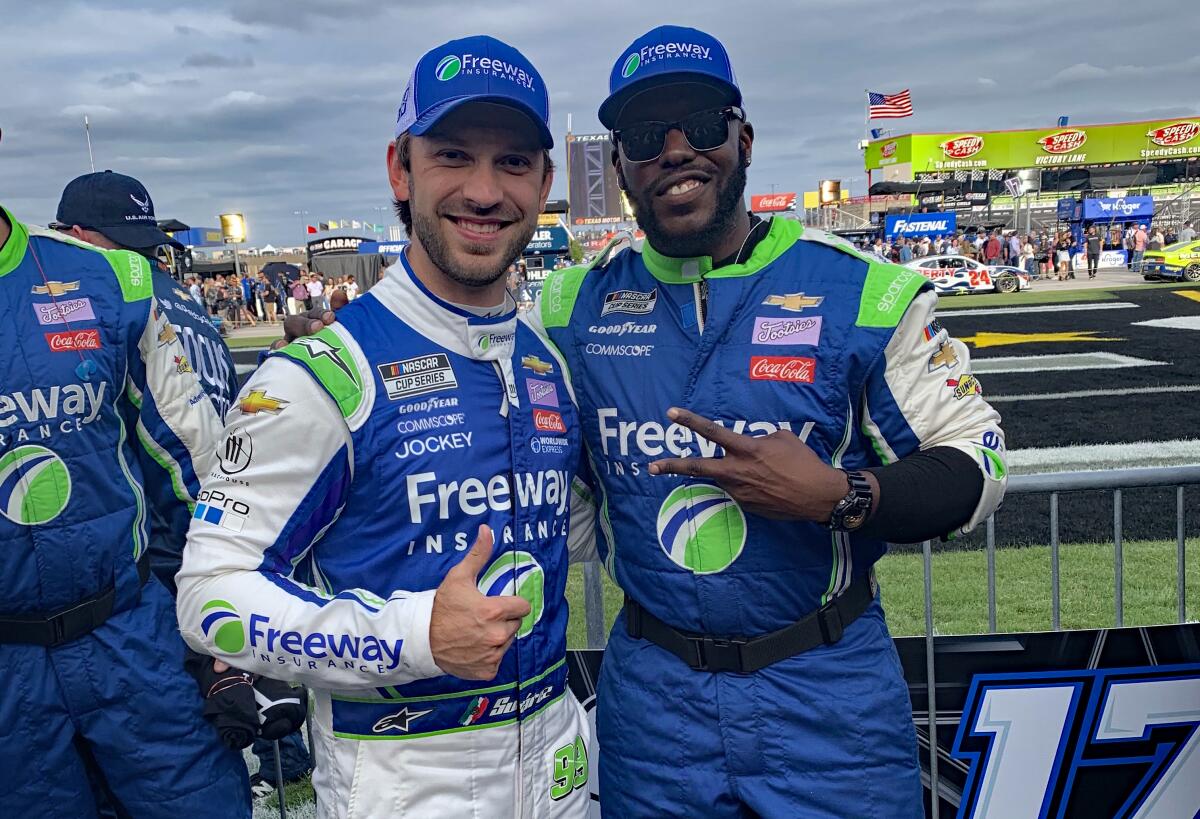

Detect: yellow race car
[1142, 240, 1200, 282]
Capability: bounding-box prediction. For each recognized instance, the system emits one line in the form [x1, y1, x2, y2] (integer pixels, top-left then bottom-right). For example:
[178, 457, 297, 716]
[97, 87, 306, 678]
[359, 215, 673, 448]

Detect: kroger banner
[1083, 196, 1155, 220]
[885, 212, 956, 238]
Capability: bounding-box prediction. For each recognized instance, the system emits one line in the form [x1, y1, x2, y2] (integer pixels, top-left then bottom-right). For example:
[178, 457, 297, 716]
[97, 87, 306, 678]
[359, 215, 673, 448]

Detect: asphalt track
[938, 285, 1200, 547]
[230, 285, 1200, 548]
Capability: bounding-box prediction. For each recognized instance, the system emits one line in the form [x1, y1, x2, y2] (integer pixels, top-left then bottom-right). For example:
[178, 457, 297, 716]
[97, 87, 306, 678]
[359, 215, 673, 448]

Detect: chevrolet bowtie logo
[762, 293, 824, 312]
[240, 390, 288, 415]
[521, 355, 554, 375]
[174, 287, 191, 300]
[927, 341, 959, 373]
[31, 280, 81, 296]
[158, 323, 178, 345]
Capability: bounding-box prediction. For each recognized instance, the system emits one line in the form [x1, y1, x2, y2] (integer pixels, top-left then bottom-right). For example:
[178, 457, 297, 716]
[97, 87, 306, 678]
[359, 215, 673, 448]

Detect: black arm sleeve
[859, 446, 983, 544]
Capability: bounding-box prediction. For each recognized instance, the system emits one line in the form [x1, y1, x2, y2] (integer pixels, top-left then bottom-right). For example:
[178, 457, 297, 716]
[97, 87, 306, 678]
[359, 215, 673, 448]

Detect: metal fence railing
[260, 466, 1197, 817]
[574, 464, 1199, 818]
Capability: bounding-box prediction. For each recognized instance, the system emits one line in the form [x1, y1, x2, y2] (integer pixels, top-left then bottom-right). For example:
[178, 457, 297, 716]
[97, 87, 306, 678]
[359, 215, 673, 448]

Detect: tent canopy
[869, 180, 962, 195]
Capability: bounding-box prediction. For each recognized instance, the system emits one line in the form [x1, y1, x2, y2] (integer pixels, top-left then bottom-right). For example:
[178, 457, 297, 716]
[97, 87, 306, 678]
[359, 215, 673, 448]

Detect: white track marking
[1008, 438, 1200, 473]
[937, 302, 1139, 318]
[989, 384, 1200, 403]
[973, 352, 1166, 374]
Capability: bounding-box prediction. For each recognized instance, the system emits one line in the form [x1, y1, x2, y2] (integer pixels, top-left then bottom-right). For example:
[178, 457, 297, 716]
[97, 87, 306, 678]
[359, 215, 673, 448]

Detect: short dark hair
[390, 133, 555, 237]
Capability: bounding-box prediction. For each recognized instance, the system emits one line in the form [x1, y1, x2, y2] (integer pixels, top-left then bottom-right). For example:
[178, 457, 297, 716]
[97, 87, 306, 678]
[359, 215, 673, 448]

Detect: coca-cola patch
[1146, 121, 1199, 147]
[533, 409, 567, 433]
[45, 329, 102, 352]
[749, 356, 816, 383]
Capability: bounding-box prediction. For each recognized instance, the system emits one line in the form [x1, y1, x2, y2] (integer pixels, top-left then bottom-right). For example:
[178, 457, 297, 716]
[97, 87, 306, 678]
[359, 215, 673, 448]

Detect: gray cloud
[2, 0, 1196, 244]
[183, 52, 255, 69]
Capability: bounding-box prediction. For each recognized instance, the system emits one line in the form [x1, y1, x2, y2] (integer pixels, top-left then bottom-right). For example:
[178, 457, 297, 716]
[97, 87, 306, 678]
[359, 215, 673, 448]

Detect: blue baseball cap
[598, 26, 742, 129]
[55, 170, 182, 250]
[394, 35, 552, 148]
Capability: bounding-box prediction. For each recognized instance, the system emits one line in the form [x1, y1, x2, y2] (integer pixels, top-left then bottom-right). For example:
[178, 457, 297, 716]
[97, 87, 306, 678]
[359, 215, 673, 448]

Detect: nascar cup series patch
[477, 551, 545, 638]
[656, 483, 746, 574]
[0, 444, 72, 525]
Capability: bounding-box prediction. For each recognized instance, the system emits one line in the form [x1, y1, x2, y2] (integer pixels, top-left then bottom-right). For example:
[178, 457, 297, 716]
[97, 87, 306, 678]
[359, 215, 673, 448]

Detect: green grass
[226, 335, 278, 349]
[944, 280, 1199, 309]
[257, 776, 316, 815]
[565, 538, 1197, 647]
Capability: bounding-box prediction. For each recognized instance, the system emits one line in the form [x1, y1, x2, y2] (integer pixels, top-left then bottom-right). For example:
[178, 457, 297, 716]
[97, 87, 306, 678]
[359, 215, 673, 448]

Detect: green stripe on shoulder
[103, 250, 154, 302]
[856, 262, 927, 328]
[539, 235, 631, 328]
[274, 328, 365, 418]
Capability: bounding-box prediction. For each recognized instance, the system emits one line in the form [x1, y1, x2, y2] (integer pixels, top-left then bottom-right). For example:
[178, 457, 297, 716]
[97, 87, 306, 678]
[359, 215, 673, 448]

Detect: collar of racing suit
[639, 214, 801, 284]
[0, 206, 30, 277]
[373, 251, 523, 408]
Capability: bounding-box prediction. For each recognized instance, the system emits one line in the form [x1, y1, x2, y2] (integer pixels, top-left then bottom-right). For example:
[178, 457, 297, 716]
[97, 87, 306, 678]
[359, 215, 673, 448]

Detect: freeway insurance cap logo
[656, 483, 746, 573]
[477, 551, 545, 638]
[436, 55, 462, 81]
[0, 445, 72, 525]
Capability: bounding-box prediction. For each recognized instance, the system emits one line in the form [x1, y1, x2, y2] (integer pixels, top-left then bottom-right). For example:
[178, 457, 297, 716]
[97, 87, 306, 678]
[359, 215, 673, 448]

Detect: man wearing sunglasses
[531, 25, 1008, 817]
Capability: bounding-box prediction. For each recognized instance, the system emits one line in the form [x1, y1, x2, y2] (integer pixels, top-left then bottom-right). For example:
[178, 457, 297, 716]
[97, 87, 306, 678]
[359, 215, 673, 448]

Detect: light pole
[293, 209, 310, 243]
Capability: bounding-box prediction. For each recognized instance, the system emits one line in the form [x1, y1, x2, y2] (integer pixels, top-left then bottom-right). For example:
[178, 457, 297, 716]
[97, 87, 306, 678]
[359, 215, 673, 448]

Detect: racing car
[904, 254, 1031, 295]
[1140, 240, 1200, 282]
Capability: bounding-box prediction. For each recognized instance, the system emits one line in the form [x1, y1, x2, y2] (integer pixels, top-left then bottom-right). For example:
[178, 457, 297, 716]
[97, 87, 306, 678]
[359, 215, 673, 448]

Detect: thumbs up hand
[429, 525, 531, 680]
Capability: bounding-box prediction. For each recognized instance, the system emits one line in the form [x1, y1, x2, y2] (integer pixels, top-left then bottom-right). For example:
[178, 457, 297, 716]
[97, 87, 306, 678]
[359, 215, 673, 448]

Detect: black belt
[624, 574, 876, 674]
[0, 552, 151, 647]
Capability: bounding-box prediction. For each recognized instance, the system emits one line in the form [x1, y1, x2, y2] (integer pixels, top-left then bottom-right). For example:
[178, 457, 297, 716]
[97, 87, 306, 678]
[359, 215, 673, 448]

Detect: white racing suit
[177, 255, 596, 818]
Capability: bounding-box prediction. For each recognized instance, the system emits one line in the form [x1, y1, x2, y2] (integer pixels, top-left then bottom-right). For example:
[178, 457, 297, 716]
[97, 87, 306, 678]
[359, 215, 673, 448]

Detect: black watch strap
[827, 470, 873, 532]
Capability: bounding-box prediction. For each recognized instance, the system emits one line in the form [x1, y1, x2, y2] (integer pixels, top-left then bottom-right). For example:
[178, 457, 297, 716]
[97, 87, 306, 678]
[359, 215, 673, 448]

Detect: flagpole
[84, 116, 96, 172]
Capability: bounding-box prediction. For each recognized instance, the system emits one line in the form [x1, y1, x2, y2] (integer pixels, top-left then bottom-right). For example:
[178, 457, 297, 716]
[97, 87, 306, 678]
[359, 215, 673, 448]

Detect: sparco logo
[891, 218, 950, 235]
[1147, 122, 1199, 147]
[749, 356, 815, 383]
[877, 268, 918, 313]
[940, 135, 984, 159]
[1038, 129, 1087, 154]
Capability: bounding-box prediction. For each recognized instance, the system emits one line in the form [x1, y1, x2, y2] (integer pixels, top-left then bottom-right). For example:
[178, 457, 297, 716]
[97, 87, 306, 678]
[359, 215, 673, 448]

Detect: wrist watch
[827, 470, 874, 532]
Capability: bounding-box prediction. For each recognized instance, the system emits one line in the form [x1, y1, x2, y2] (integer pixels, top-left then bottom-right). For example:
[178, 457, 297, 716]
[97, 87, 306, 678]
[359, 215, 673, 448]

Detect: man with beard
[177, 36, 595, 818]
[527, 25, 1008, 817]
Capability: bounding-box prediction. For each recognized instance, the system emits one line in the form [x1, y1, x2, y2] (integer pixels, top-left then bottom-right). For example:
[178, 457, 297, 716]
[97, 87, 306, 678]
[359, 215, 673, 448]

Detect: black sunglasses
[613, 106, 744, 163]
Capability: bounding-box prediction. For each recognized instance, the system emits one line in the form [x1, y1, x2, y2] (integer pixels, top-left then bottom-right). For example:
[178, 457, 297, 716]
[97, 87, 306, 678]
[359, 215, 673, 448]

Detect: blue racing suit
[0, 210, 250, 818]
[177, 254, 597, 819]
[531, 217, 1007, 818]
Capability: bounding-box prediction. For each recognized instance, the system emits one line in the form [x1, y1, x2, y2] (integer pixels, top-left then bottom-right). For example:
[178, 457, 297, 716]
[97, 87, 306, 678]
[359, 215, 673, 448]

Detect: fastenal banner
[885, 212, 957, 238]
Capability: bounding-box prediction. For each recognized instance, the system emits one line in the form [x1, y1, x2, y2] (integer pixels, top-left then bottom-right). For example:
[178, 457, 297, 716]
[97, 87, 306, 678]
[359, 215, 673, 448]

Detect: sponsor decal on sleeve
[239, 390, 289, 415]
[44, 329, 101, 352]
[922, 319, 944, 342]
[751, 316, 822, 346]
[525, 378, 560, 408]
[927, 341, 959, 373]
[601, 288, 657, 317]
[533, 409, 567, 434]
[377, 354, 458, 401]
[945, 374, 982, 399]
[32, 298, 95, 325]
[749, 356, 816, 383]
[174, 355, 193, 375]
[192, 488, 250, 532]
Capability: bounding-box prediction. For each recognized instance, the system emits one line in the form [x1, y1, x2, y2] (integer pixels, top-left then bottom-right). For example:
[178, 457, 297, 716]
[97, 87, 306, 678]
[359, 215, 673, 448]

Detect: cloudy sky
[2, 0, 1195, 245]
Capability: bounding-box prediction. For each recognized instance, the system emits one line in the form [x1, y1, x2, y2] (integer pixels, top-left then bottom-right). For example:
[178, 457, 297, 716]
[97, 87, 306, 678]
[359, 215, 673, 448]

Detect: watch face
[844, 509, 869, 531]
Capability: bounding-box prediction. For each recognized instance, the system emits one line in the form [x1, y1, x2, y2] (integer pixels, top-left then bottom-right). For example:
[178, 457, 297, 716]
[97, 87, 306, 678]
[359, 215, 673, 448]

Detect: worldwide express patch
[378, 354, 458, 401]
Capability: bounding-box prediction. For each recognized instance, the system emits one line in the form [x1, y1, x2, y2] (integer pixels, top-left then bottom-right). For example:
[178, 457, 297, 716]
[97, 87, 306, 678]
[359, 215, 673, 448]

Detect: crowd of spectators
[184, 269, 360, 330]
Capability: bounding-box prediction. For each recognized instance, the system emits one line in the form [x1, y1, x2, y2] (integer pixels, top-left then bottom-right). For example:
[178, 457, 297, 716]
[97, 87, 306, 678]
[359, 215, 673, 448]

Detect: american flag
[868, 90, 913, 119]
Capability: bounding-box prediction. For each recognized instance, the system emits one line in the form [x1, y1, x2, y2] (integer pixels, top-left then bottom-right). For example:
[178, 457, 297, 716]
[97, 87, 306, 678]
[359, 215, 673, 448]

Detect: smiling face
[389, 103, 552, 289]
[613, 84, 752, 259]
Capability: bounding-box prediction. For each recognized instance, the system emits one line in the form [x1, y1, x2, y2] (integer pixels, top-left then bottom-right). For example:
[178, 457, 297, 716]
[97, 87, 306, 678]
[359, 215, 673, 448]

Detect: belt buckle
[49, 597, 99, 647]
[817, 601, 844, 645]
[695, 636, 747, 673]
